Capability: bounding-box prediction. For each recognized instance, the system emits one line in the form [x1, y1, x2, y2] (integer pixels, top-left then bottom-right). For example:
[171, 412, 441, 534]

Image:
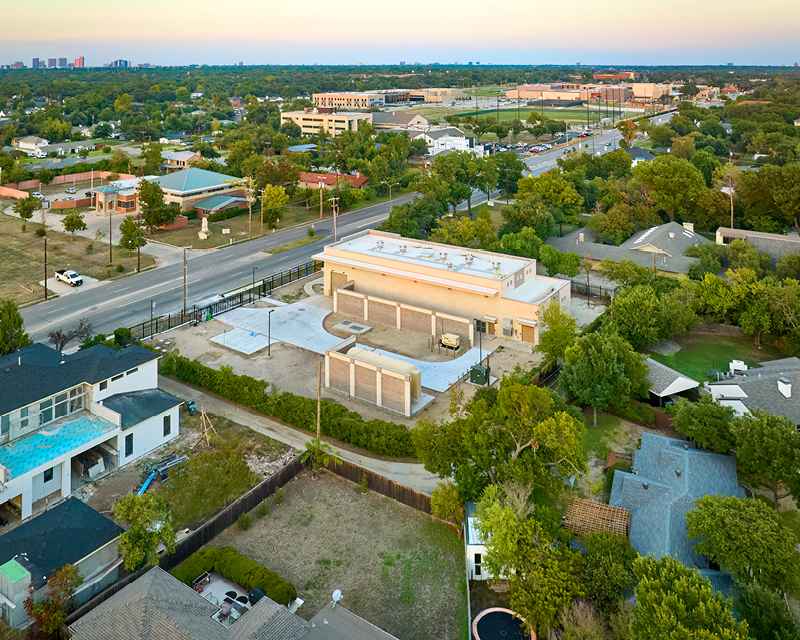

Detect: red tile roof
[300, 172, 368, 188]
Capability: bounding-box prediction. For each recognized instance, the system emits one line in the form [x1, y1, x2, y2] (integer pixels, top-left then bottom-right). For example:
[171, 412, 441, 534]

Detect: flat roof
[504, 276, 567, 304]
[325, 231, 531, 282]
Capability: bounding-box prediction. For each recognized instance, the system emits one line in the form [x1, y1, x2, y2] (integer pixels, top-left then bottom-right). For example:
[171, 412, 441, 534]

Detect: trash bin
[186, 401, 197, 416]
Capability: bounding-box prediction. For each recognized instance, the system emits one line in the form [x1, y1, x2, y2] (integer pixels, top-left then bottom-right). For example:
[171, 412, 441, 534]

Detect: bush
[171, 546, 296, 604]
[207, 207, 247, 223]
[609, 400, 655, 425]
[114, 327, 132, 347]
[273, 487, 285, 505]
[80, 334, 107, 350]
[307, 226, 315, 238]
[257, 501, 269, 518]
[35, 228, 47, 237]
[238, 513, 252, 530]
[85, 242, 94, 254]
[160, 352, 415, 458]
[115, 264, 125, 273]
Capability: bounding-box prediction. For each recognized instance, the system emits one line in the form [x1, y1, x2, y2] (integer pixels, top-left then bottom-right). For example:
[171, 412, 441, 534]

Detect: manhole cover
[299, 308, 305, 311]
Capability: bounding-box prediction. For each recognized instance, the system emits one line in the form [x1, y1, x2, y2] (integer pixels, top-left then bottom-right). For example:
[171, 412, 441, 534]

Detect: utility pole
[136, 216, 142, 272]
[43, 236, 48, 300]
[247, 183, 252, 240]
[319, 183, 323, 220]
[259, 188, 264, 237]
[183, 246, 188, 312]
[108, 209, 113, 264]
[328, 197, 339, 242]
[316, 361, 322, 439]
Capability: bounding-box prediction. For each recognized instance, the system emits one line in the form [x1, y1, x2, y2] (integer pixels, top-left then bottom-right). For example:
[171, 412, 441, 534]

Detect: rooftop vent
[778, 377, 792, 399]
[578, 233, 584, 242]
[465, 254, 474, 267]
[399, 244, 406, 254]
[676, 469, 681, 477]
[376, 240, 384, 250]
[439, 251, 447, 262]
[683, 444, 689, 450]
[492, 260, 500, 271]
[447, 262, 453, 270]
[669, 232, 675, 240]
[643, 482, 649, 490]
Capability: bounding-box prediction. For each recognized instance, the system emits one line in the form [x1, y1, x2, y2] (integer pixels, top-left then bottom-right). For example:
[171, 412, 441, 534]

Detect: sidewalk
[158, 376, 441, 496]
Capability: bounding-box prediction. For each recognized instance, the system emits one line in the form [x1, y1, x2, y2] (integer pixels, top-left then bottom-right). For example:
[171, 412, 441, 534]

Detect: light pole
[267, 309, 274, 357]
[151, 300, 155, 324]
[381, 181, 399, 210]
[252, 266, 258, 291]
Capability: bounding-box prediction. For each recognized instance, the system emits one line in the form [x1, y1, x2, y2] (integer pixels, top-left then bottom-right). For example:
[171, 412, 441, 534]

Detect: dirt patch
[470, 581, 510, 614]
[211, 471, 467, 640]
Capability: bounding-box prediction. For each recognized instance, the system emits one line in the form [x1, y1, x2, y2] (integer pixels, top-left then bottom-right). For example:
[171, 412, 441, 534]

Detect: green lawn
[581, 412, 621, 461]
[453, 107, 599, 123]
[648, 332, 782, 383]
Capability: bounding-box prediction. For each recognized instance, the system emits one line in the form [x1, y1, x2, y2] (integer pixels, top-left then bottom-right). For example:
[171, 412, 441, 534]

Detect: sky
[2, 0, 800, 67]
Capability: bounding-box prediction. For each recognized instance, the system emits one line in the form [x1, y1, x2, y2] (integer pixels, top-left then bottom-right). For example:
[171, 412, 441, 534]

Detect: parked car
[64, 197, 74, 201]
[54, 269, 83, 286]
[32, 192, 44, 199]
[65, 187, 77, 194]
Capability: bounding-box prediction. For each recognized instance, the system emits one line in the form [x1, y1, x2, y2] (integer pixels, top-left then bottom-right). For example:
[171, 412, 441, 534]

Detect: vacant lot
[213, 471, 468, 640]
[648, 329, 782, 383]
[0, 211, 154, 305]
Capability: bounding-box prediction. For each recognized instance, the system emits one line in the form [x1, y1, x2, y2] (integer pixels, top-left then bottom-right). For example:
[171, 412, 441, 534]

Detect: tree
[0, 300, 32, 356]
[616, 120, 638, 147]
[113, 493, 177, 571]
[430, 210, 497, 250]
[13, 194, 39, 232]
[431, 481, 464, 526]
[691, 150, 722, 187]
[300, 436, 341, 473]
[587, 203, 636, 245]
[260, 183, 289, 230]
[62, 210, 87, 240]
[687, 495, 800, 595]
[559, 333, 649, 427]
[731, 410, 800, 509]
[631, 555, 748, 640]
[78, 147, 90, 159]
[95, 123, 113, 140]
[632, 155, 706, 221]
[612, 285, 662, 347]
[117, 216, 146, 257]
[114, 93, 132, 112]
[535, 301, 577, 364]
[48, 328, 76, 351]
[517, 169, 583, 218]
[137, 179, 177, 231]
[732, 582, 800, 640]
[539, 245, 581, 278]
[141, 142, 163, 175]
[271, 133, 288, 155]
[0, 618, 24, 640]
[581, 531, 638, 615]
[777, 253, 800, 281]
[24, 563, 83, 635]
[668, 396, 736, 453]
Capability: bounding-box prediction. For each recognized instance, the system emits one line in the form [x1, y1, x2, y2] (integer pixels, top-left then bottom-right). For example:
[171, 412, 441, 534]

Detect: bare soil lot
[212, 471, 468, 640]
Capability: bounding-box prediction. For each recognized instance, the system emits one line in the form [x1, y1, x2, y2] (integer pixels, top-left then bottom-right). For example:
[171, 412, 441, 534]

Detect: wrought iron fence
[571, 279, 617, 301]
[130, 260, 323, 340]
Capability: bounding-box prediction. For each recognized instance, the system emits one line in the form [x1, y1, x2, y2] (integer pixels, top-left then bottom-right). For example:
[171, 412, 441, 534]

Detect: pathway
[158, 376, 441, 495]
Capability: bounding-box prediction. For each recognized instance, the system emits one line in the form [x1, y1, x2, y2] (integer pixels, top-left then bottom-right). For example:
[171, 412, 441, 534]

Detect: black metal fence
[130, 260, 323, 340]
[571, 279, 617, 301]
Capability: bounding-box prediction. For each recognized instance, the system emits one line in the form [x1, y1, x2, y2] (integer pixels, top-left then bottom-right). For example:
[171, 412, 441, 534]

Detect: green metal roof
[192, 194, 247, 211]
[152, 167, 238, 194]
[0, 559, 30, 583]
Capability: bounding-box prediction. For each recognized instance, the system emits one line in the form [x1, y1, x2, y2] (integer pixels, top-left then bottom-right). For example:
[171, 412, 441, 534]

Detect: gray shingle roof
[645, 358, 699, 397]
[623, 146, 654, 161]
[102, 390, 183, 431]
[708, 357, 800, 425]
[0, 344, 159, 416]
[547, 222, 709, 275]
[69, 566, 309, 640]
[609, 432, 743, 593]
[715, 227, 800, 261]
[370, 112, 426, 127]
[0, 498, 123, 589]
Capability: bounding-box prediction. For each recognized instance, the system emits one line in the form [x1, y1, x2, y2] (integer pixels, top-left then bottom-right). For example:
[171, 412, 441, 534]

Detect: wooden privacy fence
[323, 457, 432, 514]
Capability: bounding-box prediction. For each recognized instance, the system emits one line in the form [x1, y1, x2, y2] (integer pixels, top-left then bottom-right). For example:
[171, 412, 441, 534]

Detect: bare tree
[48, 328, 76, 351]
[73, 318, 94, 343]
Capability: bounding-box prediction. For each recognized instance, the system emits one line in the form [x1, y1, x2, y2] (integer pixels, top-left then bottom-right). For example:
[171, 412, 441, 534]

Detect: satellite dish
[332, 589, 342, 608]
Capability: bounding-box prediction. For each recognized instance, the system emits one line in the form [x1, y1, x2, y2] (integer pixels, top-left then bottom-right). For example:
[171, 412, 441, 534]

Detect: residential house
[706, 357, 800, 426]
[298, 171, 369, 191]
[546, 221, 709, 276]
[609, 432, 744, 594]
[465, 501, 493, 581]
[0, 343, 183, 522]
[370, 112, 428, 129]
[162, 150, 201, 172]
[315, 229, 570, 344]
[0, 498, 124, 629]
[12, 136, 49, 153]
[190, 91, 204, 101]
[409, 128, 484, 157]
[159, 132, 191, 145]
[645, 358, 699, 406]
[622, 146, 655, 166]
[68, 566, 399, 640]
[715, 227, 800, 262]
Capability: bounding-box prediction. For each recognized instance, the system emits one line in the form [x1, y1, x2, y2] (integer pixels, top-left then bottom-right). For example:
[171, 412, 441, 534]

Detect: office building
[75, 56, 84, 68]
[280, 108, 371, 137]
[58, 58, 67, 68]
[32, 58, 39, 70]
[48, 58, 56, 68]
[312, 90, 409, 109]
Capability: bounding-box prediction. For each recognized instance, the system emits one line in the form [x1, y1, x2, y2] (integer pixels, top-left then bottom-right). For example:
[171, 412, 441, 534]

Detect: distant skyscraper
[399, 61, 405, 66]
[11, 62, 24, 69]
[75, 56, 84, 68]
[58, 57, 67, 68]
[32, 57, 39, 69]
[48, 58, 56, 68]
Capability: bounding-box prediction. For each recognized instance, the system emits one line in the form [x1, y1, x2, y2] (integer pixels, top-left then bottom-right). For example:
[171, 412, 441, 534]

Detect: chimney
[578, 232, 584, 242]
[778, 377, 792, 398]
[642, 482, 649, 490]
[682, 222, 694, 232]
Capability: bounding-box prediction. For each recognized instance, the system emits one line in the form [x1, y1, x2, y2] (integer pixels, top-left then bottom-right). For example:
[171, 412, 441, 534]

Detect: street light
[267, 309, 274, 357]
[252, 266, 258, 291]
[381, 181, 400, 210]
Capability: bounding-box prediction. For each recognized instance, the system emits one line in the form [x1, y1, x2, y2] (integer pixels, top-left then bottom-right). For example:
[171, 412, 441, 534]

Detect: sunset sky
[3, 0, 799, 66]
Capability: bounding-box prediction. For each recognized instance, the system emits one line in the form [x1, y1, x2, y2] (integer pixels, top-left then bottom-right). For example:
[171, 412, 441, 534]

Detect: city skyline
[1, 0, 799, 67]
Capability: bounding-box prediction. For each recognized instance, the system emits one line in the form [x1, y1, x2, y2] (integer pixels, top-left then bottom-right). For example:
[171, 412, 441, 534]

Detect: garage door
[521, 324, 535, 343]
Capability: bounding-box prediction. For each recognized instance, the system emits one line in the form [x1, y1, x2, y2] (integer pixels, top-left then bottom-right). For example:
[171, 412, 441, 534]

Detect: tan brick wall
[436, 317, 471, 343]
[401, 307, 432, 335]
[368, 299, 396, 327]
[382, 375, 406, 413]
[337, 291, 365, 319]
[354, 364, 377, 404]
[328, 357, 351, 394]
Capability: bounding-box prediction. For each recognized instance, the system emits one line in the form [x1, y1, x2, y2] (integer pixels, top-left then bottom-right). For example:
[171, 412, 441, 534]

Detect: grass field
[0, 211, 155, 305]
[453, 107, 601, 124]
[648, 331, 782, 383]
[264, 235, 323, 255]
[581, 412, 622, 461]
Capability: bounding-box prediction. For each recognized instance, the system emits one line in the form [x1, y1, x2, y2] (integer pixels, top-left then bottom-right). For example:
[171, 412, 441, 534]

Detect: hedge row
[171, 546, 296, 604]
[208, 207, 248, 223]
[161, 352, 415, 458]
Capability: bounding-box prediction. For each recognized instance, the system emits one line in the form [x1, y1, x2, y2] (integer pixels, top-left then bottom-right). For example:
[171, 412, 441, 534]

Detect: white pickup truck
[55, 269, 83, 286]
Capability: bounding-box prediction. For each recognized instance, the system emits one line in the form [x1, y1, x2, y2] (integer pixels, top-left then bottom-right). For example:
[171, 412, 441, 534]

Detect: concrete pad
[209, 327, 275, 355]
[410, 393, 435, 415]
[332, 320, 372, 335]
[39, 275, 102, 297]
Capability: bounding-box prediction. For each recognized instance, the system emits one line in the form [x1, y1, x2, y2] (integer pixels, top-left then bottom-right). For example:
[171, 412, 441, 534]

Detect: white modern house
[0, 343, 183, 522]
[465, 501, 494, 581]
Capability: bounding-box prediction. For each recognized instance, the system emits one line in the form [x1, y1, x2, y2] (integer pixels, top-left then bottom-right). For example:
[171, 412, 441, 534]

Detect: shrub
[238, 513, 252, 530]
[610, 400, 655, 425]
[257, 501, 269, 518]
[360, 474, 369, 494]
[80, 334, 107, 350]
[273, 487, 285, 505]
[115, 264, 125, 273]
[35, 228, 47, 237]
[114, 327, 132, 347]
[171, 546, 219, 584]
[307, 226, 315, 238]
[85, 242, 94, 254]
[208, 207, 247, 223]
